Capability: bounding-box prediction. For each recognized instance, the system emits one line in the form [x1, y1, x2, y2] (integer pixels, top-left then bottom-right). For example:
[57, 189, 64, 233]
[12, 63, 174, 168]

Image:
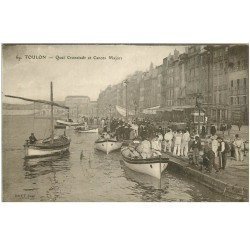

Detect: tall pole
[198, 107, 201, 135]
[126, 82, 128, 121]
[50, 82, 54, 143]
[109, 104, 112, 131]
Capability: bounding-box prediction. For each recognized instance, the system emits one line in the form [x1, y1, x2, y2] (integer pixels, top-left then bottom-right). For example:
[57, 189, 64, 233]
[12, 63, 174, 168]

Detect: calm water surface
[2, 116, 228, 201]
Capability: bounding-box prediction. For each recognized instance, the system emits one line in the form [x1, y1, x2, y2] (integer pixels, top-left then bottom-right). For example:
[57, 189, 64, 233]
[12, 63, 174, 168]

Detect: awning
[158, 105, 195, 112]
[142, 106, 160, 114]
[115, 105, 135, 117]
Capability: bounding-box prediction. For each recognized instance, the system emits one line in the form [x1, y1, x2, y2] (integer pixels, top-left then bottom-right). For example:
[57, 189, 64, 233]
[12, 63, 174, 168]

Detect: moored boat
[121, 147, 169, 179]
[6, 82, 71, 159]
[95, 138, 122, 154]
[74, 126, 98, 133]
[56, 119, 82, 127]
[54, 124, 67, 129]
[24, 135, 70, 158]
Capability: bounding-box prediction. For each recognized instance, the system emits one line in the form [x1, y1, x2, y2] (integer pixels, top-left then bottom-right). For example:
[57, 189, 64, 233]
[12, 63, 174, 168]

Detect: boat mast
[50, 82, 54, 143]
[67, 108, 70, 120]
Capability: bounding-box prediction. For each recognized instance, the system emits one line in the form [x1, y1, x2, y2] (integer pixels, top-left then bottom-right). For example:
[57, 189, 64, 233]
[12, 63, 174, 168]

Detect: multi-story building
[207, 45, 230, 123]
[228, 45, 249, 123]
[65, 95, 90, 117]
[97, 44, 249, 124]
[89, 101, 98, 116]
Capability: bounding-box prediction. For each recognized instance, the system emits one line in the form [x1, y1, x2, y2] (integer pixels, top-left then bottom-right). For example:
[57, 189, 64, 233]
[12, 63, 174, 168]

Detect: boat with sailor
[5, 82, 71, 158]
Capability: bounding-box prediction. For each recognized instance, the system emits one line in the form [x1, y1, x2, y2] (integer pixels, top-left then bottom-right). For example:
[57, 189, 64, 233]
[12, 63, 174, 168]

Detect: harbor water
[2, 116, 228, 202]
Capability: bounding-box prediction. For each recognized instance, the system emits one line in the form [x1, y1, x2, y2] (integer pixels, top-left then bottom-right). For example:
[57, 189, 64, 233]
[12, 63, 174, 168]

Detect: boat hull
[95, 140, 122, 154]
[24, 145, 70, 158]
[75, 128, 98, 133]
[56, 119, 81, 126]
[121, 148, 168, 179]
[24, 136, 71, 159]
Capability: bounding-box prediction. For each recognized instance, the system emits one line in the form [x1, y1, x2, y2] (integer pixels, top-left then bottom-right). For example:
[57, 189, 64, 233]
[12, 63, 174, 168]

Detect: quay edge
[164, 153, 249, 202]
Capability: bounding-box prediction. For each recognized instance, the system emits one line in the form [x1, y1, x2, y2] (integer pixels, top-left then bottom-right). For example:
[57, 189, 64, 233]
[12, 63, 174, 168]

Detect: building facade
[65, 95, 93, 117]
[227, 45, 249, 123]
[97, 44, 249, 124]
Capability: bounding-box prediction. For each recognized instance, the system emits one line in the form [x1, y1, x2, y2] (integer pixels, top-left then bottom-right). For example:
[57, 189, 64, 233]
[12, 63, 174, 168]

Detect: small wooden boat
[121, 147, 169, 179]
[74, 126, 98, 133]
[95, 138, 122, 154]
[6, 82, 71, 159]
[56, 119, 81, 127]
[24, 135, 70, 158]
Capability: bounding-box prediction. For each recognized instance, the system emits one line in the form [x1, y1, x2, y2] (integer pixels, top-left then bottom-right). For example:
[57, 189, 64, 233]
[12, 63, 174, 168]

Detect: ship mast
[50, 82, 54, 143]
[5, 82, 69, 144]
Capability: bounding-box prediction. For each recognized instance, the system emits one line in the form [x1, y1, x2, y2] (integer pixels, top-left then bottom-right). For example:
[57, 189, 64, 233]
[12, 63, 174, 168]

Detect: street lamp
[133, 100, 138, 118]
[108, 104, 112, 120]
[123, 79, 128, 121]
[195, 93, 204, 135]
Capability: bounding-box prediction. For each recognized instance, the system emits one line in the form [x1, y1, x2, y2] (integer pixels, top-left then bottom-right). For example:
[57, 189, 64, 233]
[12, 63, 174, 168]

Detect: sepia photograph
[2, 44, 249, 202]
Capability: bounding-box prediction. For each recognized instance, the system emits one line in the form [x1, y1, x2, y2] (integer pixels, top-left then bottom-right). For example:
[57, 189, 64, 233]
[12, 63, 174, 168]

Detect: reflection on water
[23, 153, 70, 179]
[123, 166, 164, 189]
[2, 116, 229, 202]
[121, 164, 168, 202]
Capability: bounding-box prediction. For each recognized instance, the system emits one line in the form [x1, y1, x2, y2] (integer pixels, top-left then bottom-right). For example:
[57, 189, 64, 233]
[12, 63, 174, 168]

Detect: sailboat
[5, 82, 71, 159]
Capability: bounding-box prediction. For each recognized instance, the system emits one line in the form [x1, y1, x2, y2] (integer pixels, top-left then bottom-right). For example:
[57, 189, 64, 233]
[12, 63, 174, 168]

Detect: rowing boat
[74, 127, 98, 133]
[121, 147, 168, 179]
[95, 138, 122, 154]
[56, 119, 82, 127]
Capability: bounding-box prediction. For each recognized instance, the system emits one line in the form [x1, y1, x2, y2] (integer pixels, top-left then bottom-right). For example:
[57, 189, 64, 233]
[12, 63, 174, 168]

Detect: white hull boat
[95, 139, 122, 154]
[56, 119, 81, 127]
[121, 147, 168, 179]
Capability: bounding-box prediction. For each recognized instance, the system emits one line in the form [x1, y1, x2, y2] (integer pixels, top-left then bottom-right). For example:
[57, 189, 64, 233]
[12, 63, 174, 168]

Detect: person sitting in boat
[151, 135, 162, 157]
[84, 121, 89, 130]
[103, 124, 108, 133]
[29, 133, 37, 144]
[137, 137, 152, 159]
[102, 132, 111, 140]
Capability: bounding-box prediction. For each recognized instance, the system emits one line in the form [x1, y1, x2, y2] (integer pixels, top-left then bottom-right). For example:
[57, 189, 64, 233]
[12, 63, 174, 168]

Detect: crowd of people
[95, 116, 247, 174]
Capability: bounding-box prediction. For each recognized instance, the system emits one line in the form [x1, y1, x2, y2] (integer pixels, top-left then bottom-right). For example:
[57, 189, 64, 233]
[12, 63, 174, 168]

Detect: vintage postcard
[1, 44, 249, 202]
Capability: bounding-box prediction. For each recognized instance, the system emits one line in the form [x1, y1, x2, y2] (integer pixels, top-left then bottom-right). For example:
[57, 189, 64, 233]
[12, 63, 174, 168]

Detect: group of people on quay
[94, 116, 248, 174]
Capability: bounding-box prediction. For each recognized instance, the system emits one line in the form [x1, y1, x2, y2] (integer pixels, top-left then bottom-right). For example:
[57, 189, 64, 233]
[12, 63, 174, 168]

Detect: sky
[2, 44, 185, 104]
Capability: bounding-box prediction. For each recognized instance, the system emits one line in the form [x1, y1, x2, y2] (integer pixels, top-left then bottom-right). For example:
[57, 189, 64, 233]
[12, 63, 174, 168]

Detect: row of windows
[230, 78, 248, 89]
[230, 96, 247, 105]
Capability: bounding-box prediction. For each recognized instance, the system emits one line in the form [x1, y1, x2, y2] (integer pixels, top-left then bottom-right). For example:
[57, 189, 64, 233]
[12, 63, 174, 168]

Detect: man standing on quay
[181, 130, 190, 157]
[173, 130, 182, 156]
[217, 137, 227, 170]
[233, 134, 245, 161]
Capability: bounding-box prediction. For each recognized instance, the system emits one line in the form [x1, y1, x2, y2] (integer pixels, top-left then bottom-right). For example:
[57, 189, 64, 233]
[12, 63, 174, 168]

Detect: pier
[163, 152, 249, 201]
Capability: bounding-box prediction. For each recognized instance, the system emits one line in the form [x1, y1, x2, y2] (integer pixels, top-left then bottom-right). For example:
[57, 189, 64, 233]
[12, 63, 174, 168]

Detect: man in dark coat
[210, 124, 216, 135]
[191, 136, 202, 169]
[217, 137, 228, 170]
[29, 133, 37, 144]
[203, 143, 216, 173]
